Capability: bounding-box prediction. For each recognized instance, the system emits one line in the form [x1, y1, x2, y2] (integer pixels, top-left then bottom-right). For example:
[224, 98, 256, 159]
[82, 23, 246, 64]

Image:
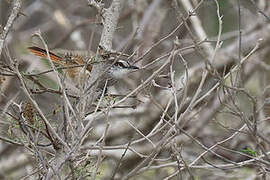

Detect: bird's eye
[115, 62, 124, 68]
[115, 60, 129, 68]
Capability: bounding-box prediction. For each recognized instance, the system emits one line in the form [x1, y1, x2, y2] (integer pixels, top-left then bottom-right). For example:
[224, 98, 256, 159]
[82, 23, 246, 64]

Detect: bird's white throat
[109, 68, 131, 79]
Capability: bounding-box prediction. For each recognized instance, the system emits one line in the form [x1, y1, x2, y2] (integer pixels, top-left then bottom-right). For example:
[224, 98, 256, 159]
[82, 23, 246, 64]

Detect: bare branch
[0, 0, 22, 56]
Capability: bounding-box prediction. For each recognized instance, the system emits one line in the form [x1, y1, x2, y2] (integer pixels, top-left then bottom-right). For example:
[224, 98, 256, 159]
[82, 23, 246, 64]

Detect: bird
[27, 46, 139, 90]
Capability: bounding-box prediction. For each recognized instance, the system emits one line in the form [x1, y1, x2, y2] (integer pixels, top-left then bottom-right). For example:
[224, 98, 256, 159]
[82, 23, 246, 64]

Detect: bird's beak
[130, 65, 139, 70]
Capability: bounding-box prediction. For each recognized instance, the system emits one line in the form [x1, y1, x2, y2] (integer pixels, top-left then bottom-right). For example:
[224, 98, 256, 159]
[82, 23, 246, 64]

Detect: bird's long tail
[28, 46, 62, 63]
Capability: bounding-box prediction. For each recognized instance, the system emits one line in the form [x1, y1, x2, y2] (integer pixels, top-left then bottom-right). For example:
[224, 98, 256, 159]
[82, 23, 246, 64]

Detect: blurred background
[1, 0, 270, 179]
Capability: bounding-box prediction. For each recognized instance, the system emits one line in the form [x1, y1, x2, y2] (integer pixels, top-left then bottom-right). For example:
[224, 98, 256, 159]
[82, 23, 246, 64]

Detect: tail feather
[28, 46, 62, 62]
